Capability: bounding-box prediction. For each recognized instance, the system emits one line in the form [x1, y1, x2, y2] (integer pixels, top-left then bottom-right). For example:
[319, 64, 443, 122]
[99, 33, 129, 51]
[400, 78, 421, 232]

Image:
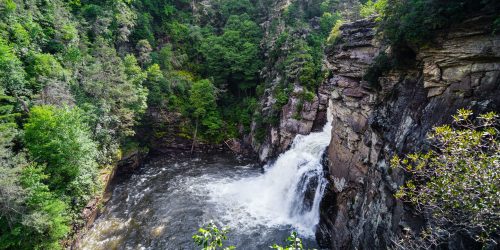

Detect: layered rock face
[316, 16, 500, 249]
[250, 0, 332, 161]
[255, 82, 332, 161]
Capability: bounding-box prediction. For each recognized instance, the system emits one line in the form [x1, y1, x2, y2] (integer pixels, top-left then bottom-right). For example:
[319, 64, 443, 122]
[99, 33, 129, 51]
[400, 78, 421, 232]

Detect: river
[79, 104, 333, 250]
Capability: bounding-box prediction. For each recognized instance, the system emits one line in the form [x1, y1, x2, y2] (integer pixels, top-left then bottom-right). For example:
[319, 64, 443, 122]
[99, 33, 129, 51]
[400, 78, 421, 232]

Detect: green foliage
[284, 2, 302, 26]
[24, 106, 99, 199]
[0, 101, 25, 243]
[319, 12, 341, 35]
[219, 0, 255, 21]
[298, 61, 318, 90]
[0, 0, 154, 247]
[0, 0, 16, 14]
[136, 39, 153, 66]
[18, 165, 69, 249]
[326, 19, 344, 45]
[223, 97, 258, 136]
[379, 0, 499, 47]
[77, 39, 148, 162]
[0, 38, 27, 96]
[145, 63, 168, 106]
[158, 44, 174, 70]
[10, 23, 30, 47]
[192, 226, 314, 250]
[274, 85, 291, 109]
[0, 164, 70, 250]
[271, 231, 308, 250]
[392, 110, 499, 246]
[359, 0, 386, 18]
[363, 52, 392, 88]
[193, 221, 235, 250]
[293, 99, 304, 120]
[131, 13, 155, 44]
[190, 80, 217, 119]
[27, 52, 65, 91]
[189, 79, 223, 140]
[200, 14, 262, 94]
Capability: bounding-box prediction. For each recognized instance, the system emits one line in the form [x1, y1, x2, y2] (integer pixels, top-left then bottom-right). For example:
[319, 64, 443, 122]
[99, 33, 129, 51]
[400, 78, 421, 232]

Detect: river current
[79, 103, 333, 250]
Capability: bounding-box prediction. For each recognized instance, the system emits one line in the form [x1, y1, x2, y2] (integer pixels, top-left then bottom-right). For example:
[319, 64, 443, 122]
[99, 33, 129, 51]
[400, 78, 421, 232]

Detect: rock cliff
[249, 0, 332, 161]
[315, 16, 500, 249]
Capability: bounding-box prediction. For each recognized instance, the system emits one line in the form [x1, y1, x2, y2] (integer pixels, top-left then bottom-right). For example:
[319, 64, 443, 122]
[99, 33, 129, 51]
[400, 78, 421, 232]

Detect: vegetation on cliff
[360, 0, 500, 85]
[392, 110, 499, 248]
[0, 0, 498, 249]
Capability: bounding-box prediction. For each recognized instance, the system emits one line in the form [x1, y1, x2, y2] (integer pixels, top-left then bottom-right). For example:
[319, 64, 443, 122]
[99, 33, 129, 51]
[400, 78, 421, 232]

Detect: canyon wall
[315, 16, 500, 249]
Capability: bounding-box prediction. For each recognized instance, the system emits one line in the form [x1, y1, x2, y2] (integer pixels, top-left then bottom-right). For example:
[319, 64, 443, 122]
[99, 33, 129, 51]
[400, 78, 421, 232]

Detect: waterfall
[206, 102, 333, 237]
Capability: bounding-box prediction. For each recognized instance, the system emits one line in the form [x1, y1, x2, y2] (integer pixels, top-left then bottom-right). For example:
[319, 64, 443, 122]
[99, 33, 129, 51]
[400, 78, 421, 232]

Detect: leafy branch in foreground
[271, 231, 316, 250]
[193, 221, 235, 250]
[391, 109, 499, 248]
[193, 223, 315, 250]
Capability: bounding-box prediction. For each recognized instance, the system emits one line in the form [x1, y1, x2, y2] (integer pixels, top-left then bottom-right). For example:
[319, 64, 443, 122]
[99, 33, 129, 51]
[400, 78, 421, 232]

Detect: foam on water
[204, 101, 333, 237]
[79, 102, 333, 249]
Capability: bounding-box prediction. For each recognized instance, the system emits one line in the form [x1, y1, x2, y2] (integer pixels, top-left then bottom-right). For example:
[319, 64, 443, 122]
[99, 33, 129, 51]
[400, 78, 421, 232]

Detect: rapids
[79, 103, 333, 249]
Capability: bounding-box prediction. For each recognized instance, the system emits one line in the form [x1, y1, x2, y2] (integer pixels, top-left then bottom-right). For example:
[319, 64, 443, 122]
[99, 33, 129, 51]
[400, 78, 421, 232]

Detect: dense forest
[0, 0, 499, 249]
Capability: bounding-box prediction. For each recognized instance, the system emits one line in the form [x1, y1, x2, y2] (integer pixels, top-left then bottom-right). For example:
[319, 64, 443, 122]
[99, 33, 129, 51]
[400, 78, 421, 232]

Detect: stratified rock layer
[316, 16, 500, 249]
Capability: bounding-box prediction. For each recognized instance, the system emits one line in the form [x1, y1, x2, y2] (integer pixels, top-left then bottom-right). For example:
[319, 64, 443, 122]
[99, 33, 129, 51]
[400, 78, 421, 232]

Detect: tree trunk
[191, 119, 198, 154]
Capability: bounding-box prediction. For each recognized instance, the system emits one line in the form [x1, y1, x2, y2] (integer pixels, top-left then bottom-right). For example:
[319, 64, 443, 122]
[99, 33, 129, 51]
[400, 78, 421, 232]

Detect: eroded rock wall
[316, 16, 500, 249]
[250, 0, 332, 161]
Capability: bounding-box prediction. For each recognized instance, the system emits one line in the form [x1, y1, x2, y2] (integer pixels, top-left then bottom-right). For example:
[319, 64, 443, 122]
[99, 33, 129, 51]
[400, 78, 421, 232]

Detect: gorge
[0, 0, 499, 249]
[80, 13, 500, 249]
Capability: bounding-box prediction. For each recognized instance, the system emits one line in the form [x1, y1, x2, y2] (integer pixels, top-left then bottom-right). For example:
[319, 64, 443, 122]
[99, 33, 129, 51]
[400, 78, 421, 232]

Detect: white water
[205, 102, 333, 237]
[79, 103, 333, 249]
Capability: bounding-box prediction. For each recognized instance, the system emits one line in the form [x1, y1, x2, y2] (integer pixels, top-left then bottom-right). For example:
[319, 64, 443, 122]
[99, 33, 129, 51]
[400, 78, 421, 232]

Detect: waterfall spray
[207, 101, 333, 237]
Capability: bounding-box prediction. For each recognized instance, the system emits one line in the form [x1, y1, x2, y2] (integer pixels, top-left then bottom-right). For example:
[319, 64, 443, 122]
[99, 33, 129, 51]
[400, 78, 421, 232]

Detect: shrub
[192, 221, 235, 250]
[319, 12, 340, 35]
[193, 224, 310, 250]
[326, 19, 343, 45]
[271, 232, 305, 250]
[363, 52, 391, 88]
[391, 109, 499, 247]
[360, 0, 387, 18]
[274, 86, 290, 109]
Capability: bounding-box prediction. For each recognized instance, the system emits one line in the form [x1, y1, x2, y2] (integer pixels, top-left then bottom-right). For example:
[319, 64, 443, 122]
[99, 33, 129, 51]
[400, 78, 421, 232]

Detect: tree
[218, 0, 255, 21]
[136, 39, 152, 67]
[144, 63, 168, 106]
[391, 109, 499, 248]
[78, 39, 148, 163]
[0, 164, 69, 250]
[319, 12, 340, 35]
[123, 54, 148, 115]
[199, 14, 262, 95]
[189, 79, 222, 148]
[359, 0, 386, 18]
[0, 88, 26, 232]
[158, 44, 174, 70]
[0, 38, 27, 96]
[23, 105, 98, 199]
[16, 164, 69, 250]
[27, 53, 65, 87]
